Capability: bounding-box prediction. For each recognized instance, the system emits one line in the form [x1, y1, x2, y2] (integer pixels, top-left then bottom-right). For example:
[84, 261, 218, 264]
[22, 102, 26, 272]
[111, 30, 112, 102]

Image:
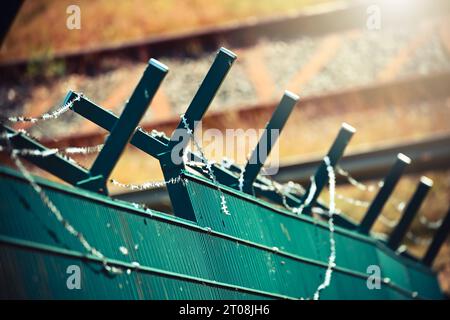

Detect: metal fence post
[241, 91, 298, 194]
[387, 176, 433, 250]
[301, 123, 355, 214]
[358, 153, 411, 234]
[76, 59, 168, 194]
[161, 47, 236, 221]
[423, 206, 450, 266]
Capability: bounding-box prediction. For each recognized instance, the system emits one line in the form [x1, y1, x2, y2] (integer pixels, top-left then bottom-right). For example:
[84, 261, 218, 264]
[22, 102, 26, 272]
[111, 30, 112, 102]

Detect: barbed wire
[336, 193, 370, 208]
[378, 214, 398, 228]
[406, 232, 432, 246]
[312, 155, 337, 300]
[336, 166, 443, 233]
[238, 164, 246, 192]
[3, 93, 83, 123]
[294, 176, 317, 215]
[0, 144, 103, 157]
[419, 216, 443, 229]
[336, 165, 379, 192]
[1, 129, 125, 275]
[110, 176, 184, 190]
[181, 114, 230, 215]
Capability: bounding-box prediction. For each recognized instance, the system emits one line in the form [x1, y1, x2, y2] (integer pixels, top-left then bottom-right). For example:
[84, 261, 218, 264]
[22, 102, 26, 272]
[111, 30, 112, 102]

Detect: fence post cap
[218, 47, 237, 60]
[420, 176, 433, 187]
[148, 58, 169, 73]
[341, 122, 356, 133]
[397, 153, 411, 164]
[284, 90, 300, 101]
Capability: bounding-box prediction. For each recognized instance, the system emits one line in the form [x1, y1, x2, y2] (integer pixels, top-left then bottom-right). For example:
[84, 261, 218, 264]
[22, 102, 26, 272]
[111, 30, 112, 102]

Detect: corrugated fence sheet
[0, 166, 443, 299]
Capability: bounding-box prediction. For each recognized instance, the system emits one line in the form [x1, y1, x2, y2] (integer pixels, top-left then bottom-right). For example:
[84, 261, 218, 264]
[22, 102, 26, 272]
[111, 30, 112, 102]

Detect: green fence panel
[0, 166, 443, 299]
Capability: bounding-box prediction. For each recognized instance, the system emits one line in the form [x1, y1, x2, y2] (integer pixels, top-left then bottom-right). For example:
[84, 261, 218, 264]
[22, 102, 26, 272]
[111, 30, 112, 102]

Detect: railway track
[0, 0, 449, 81]
[37, 71, 450, 150]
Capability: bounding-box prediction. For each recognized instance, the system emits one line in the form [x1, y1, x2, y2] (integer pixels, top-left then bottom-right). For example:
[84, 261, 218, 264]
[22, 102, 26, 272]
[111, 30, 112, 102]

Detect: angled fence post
[423, 206, 450, 266]
[68, 47, 237, 220]
[241, 91, 298, 194]
[358, 153, 411, 234]
[387, 176, 433, 250]
[75, 59, 168, 194]
[300, 123, 355, 214]
[160, 47, 236, 221]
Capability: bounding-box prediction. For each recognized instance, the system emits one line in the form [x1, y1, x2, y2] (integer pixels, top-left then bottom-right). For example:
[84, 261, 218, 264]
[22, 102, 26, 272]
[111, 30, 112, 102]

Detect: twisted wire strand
[2, 130, 125, 275]
[336, 165, 378, 192]
[110, 176, 184, 190]
[312, 156, 337, 300]
[3, 93, 82, 123]
[181, 114, 230, 215]
[0, 144, 103, 157]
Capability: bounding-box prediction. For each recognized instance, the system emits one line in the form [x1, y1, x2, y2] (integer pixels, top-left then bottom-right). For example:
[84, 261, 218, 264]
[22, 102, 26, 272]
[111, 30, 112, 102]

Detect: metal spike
[241, 91, 298, 194]
[301, 123, 355, 214]
[423, 206, 450, 266]
[358, 153, 411, 234]
[387, 176, 433, 250]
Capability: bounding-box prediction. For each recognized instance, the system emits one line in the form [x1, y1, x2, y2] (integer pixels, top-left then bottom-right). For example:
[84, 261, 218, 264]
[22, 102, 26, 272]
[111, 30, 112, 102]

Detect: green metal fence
[0, 47, 448, 299]
[0, 166, 443, 299]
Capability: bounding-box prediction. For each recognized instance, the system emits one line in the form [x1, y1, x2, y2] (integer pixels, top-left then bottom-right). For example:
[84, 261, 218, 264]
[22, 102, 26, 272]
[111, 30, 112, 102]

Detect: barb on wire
[378, 214, 398, 228]
[0, 144, 103, 157]
[419, 216, 443, 229]
[110, 176, 184, 190]
[336, 193, 370, 208]
[406, 232, 431, 246]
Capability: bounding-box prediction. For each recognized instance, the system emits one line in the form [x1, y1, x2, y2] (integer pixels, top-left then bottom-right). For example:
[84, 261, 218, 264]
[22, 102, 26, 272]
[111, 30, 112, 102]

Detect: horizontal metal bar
[0, 125, 90, 185]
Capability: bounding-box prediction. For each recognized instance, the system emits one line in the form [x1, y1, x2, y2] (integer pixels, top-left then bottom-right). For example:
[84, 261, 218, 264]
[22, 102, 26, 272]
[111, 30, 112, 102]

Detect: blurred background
[0, 0, 449, 294]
